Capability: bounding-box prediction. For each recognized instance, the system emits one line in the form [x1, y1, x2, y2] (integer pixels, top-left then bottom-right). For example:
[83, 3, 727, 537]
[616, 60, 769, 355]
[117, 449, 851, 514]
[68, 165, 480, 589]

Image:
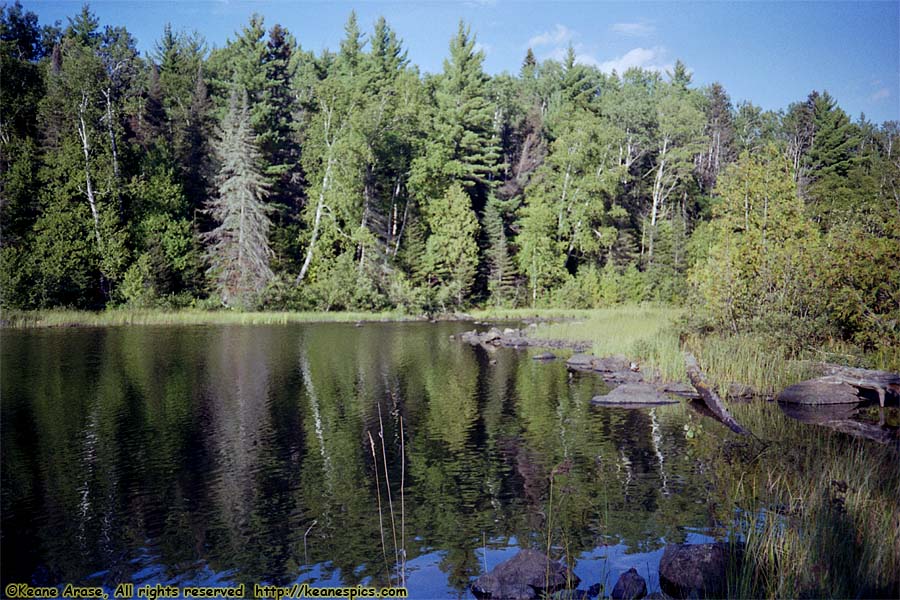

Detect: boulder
[566, 353, 597, 370]
[727, 383, 756, 400]
[592, 355, 630, 373]
[532, 352, 556, 361]
[611, 567, 647, 599]
[470, 549, 579, 599]
[591, 383, 679, 407]
[483, 328, 503, 343]
[659, 542, 733, 599]
[777, 377, 862, 405]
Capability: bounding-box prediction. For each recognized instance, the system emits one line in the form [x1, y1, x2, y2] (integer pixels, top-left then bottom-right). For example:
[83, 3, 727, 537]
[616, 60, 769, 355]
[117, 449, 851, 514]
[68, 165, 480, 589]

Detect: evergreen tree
[410, 21, 500, 208]
[204, 89, 274, 307]
[483, 195, 517, 305]
[423, 183, 480, 308]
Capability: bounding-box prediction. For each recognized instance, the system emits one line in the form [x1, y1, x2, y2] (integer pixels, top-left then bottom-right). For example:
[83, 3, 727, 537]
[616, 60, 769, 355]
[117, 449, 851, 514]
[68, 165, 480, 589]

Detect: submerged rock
[611, 567, 647, 599]
[591, 383, 679, 407]
[470, 549, 579, 599]
[659, 542, 736, 599]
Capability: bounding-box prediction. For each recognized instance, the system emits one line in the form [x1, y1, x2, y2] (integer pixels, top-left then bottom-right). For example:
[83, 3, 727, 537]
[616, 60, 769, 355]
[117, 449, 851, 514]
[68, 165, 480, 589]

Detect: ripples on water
[3, 323, 721, 597]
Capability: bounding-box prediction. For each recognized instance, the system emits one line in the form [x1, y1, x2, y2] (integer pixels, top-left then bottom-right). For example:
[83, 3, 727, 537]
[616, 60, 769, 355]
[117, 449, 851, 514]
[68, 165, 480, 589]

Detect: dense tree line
[2, 3, 898, 351]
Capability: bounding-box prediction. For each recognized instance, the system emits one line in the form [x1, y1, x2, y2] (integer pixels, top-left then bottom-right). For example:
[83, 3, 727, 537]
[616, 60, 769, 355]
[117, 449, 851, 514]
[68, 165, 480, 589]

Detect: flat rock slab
[566, 353, 597, 369]
[471, 549, 579, 599]
[591, 383, 679, 407]
[532, 352, 556, 361]
[659, 542, 734, 599]
[777, 377, 862, 405]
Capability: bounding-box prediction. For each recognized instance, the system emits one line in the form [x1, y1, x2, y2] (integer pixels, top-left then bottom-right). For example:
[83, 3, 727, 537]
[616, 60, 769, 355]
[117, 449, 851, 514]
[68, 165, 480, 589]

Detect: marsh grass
[523, 305, 688, 383]
[706, 403, 900, 598]
[2, 308, 420, 328]
[685, 333, 819, 397]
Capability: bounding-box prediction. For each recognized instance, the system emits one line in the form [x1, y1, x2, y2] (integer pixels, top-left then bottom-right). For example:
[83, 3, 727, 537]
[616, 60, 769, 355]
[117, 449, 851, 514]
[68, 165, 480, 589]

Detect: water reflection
[3, 323, 719, 597]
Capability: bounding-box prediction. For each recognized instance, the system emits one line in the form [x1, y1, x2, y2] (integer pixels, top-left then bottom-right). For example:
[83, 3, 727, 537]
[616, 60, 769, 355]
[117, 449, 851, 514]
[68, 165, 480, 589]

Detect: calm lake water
[1, 323, 761, 597]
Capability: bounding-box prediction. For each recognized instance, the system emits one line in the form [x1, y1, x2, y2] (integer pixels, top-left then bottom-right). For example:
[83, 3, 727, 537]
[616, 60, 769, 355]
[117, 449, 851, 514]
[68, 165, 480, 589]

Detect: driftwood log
[684, 352, 749, 435]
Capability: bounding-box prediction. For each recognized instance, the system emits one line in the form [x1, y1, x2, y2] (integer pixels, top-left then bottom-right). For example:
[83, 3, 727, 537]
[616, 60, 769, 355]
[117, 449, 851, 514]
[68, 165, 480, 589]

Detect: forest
[1, 2, 898, 360]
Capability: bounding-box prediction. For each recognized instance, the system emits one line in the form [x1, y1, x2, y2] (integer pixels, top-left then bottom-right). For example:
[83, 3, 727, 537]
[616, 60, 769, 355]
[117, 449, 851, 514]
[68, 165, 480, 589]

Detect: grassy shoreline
[1, 308, 428, 328]
[5, 305, 891, 392]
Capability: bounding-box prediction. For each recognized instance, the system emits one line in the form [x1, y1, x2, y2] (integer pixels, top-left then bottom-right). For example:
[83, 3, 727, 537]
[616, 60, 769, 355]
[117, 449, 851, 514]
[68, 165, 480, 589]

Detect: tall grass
[685, 333, 819, 397]
[707, 403, 900, 598]
[2, 308, 422, 328]
[524, 305, 687, 383]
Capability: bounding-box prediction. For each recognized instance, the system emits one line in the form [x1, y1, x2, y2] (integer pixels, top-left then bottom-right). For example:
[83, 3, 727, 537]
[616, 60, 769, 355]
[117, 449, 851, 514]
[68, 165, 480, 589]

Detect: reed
[2, 308, 423, 328]
[526, 305, 687, 383]
[704, 402, 900, 598]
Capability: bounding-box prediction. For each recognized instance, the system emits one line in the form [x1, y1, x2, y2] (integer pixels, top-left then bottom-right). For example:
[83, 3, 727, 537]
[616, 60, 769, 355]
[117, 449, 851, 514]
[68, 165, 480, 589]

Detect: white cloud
[611, 22, 656, 37]
[870, 88, 890, 101]
[598, 46, 673, 74]
[528, 24, 575, 48]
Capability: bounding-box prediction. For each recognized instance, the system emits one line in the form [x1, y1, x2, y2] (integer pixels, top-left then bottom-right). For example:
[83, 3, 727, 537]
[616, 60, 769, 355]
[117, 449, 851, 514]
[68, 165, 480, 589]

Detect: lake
[1, 322, 892, 598]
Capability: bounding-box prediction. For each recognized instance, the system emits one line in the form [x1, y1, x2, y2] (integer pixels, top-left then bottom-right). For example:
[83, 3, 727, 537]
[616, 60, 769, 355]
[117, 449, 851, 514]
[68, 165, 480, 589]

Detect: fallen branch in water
[684, 352, 749, 435]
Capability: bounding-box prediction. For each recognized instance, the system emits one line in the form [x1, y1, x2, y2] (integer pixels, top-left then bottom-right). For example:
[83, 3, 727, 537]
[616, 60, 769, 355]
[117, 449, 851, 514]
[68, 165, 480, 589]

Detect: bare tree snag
[685, 352, 749, 435]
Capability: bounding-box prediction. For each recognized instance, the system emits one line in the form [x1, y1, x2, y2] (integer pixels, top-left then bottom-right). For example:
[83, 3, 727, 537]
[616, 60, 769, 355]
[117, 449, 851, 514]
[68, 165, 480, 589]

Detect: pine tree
[424, 183, 480, 308]
[204, 89, 274, 307]
[410, 20, 500, 208]
[483, 195, 516, 305]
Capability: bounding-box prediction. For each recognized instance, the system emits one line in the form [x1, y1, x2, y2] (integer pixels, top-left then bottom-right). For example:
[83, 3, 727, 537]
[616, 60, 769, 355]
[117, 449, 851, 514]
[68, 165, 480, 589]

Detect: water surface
[3, 323, 726, 597]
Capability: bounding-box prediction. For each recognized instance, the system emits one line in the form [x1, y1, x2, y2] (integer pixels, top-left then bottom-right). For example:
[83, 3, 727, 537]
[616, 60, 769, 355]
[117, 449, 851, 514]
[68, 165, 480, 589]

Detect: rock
[483, 328, 503, 343]
[601, 371, 646, 384]
[470, 549, 579, 599]
[612, 567, 647, 599]
[591, 383, 679, 407]
[532, 352, 556, 361]
[777, 377, 862, 405]
[592, 355, 630, 373]
[660, 382, 701, 399]
[727, 383, 756, 400]
[504, 327, 518, 335]
[659, 542, 733, 599]
[566, 353, 597, 370]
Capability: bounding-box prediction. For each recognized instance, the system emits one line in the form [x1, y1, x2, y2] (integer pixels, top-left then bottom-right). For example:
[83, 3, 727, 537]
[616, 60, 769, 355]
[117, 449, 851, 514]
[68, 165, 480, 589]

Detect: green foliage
[423, 183, 480, 309]
[1, 4, 896, 366]
[204, 89, 274, 308]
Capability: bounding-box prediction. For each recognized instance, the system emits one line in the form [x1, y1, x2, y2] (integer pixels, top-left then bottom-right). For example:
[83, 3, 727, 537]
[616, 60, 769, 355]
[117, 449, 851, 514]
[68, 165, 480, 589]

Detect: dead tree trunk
[685, 352, 749, 435]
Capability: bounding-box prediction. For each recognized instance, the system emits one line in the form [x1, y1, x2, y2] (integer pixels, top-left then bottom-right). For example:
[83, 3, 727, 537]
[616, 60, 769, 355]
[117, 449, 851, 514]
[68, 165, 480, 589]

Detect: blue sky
[25, 1, 900, 123]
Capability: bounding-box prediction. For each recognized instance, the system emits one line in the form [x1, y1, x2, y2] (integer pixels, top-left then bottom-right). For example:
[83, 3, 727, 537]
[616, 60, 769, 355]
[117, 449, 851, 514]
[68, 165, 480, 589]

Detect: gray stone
[470, 549, 579, 599]
[777, 377, 862, 405]
[612, 567, 647, 599]
[727, 383, 756, 400]
[532, 352, 556, 361]
[566, 353, 596, 369]
[591, 383, 679, 407]
[659, 542, 733, 599]
[592, 355, 630, 373]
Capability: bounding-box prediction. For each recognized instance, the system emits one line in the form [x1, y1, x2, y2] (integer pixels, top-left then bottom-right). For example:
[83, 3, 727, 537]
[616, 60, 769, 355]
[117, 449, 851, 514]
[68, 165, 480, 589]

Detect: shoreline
[0, 308, 590, 329]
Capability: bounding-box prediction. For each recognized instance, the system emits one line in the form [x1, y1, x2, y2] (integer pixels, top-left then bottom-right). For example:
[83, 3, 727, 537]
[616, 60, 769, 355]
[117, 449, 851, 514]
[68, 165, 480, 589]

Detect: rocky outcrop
[659, 542, 737, 599]
[778, 367, 900, 407]
[611, 567, 647, 599]
[470, 549, 579, 599]
[591, 383, 679, 407]
[777, 378, 864, 405]
[454, 328, 591, 352]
